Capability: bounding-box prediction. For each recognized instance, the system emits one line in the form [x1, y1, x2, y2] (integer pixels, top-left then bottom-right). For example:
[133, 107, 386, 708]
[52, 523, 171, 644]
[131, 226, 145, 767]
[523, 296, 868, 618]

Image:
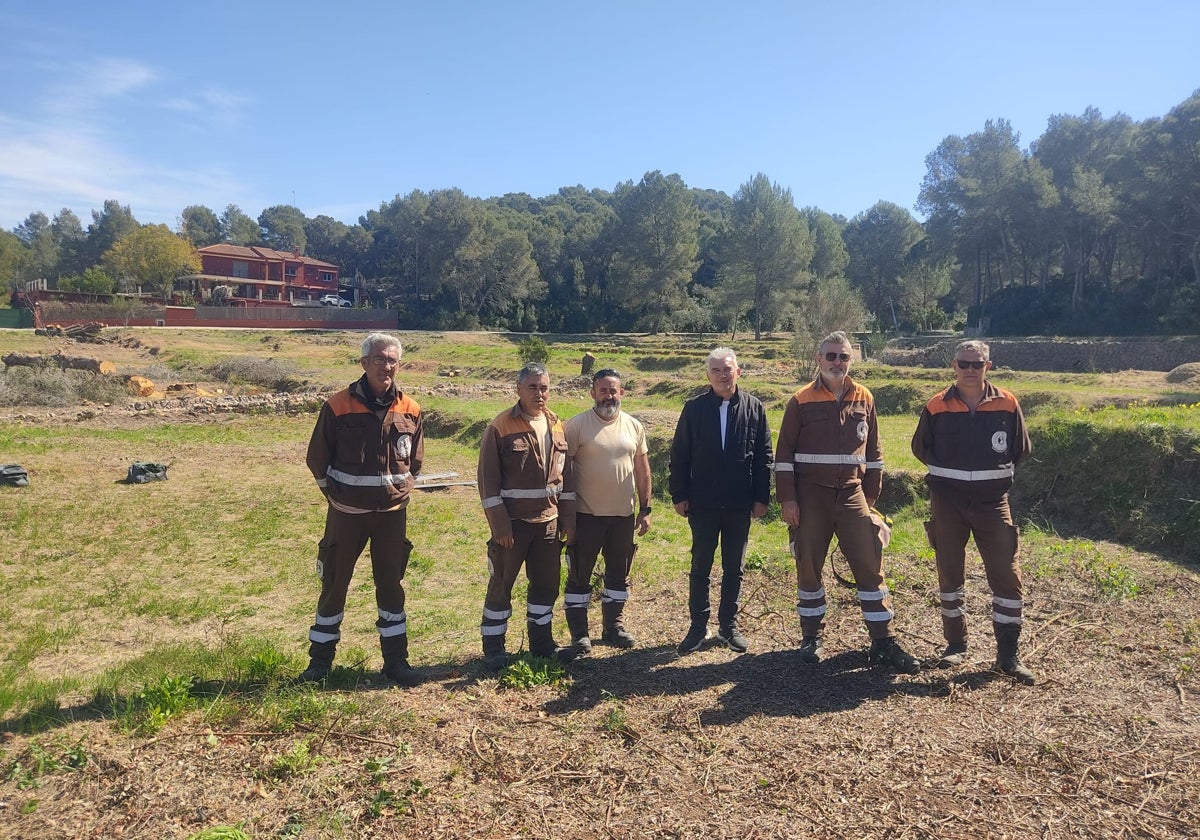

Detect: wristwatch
[639, 505, 652, 515]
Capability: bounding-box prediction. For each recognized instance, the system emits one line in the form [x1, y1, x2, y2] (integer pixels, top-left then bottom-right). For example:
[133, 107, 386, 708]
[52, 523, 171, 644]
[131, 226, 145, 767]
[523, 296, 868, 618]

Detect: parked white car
[320, 294, 352, 307]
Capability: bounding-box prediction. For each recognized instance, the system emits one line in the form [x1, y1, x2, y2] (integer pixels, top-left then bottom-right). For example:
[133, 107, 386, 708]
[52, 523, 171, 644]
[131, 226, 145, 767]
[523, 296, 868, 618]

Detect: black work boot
[482, 634, 510, 671]
[938, 640, 968, 668]
[381, 633, 421, 687]
[798, 635, 824, 664]
[995, 626, 1036, 685]
[601, 601, 635, 649]
[868, 636, 921, 674]
[298, 640, 336, 683]
[565, 606, 592, 655]
[528, 620, 577, 664]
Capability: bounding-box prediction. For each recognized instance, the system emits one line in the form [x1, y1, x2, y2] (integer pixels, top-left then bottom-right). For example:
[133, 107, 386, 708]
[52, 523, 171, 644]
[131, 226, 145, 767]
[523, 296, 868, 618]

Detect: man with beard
[559, 369, 652, 653]
[775, 331, 919, 674]
[300, 333, 424, 687]
[477, 362, 576, 669]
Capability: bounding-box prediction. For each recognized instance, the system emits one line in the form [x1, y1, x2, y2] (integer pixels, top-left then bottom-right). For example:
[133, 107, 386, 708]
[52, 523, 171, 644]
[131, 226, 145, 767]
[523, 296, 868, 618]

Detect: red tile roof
[198, 244, 338, 269]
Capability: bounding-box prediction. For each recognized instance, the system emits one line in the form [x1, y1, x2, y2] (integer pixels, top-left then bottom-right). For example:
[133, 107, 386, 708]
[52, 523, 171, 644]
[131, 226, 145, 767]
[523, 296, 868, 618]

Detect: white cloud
[0, 56, 254, 229]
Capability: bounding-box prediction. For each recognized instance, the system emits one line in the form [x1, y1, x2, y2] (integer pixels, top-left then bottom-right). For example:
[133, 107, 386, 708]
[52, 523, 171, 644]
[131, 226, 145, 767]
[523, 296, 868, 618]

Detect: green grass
[0, 329, 1196, 730]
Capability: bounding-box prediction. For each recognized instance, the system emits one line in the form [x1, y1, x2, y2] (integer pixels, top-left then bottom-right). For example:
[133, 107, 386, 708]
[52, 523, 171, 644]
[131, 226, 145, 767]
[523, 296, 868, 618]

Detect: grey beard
[595, 402, 619, 419]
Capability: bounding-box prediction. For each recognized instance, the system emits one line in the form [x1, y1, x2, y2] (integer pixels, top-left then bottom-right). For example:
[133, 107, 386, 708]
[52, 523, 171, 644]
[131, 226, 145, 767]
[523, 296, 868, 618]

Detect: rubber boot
[528, 620, 577, 664]
[601, 600, 635, 648]
[381, 633, 421, 687]
[298, 640, 336, 682]
[565, 606, 592, 654]
[995, 626, 1036, 685]
[482, 633, 510, 671]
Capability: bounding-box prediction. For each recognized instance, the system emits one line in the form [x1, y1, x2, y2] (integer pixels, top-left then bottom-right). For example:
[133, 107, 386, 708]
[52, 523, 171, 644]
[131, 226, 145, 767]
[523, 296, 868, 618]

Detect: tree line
[4, 90, 1198, 338]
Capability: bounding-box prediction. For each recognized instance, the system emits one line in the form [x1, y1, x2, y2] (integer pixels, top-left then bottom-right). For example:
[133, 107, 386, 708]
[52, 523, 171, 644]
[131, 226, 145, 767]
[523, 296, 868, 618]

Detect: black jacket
[669, 387, 773, 511]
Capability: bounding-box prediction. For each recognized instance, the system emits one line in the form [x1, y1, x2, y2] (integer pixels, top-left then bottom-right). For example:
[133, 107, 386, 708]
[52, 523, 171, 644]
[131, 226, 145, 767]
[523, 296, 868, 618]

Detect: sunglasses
[823, 352, 851, 362]
[955, 360, 986, 370]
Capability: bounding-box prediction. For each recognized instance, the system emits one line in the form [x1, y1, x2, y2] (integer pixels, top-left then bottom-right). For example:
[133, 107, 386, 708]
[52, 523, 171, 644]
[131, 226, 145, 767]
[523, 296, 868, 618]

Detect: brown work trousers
[791, 482, 893, 639]
[310, 505, 412, 660]
[925, 487, 1022, 644]
[483, 518, 563, 622]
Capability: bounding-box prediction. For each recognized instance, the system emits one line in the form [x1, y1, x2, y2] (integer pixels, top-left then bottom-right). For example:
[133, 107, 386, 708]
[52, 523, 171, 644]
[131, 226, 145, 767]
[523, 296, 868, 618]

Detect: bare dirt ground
[4, 549, 1198, 840]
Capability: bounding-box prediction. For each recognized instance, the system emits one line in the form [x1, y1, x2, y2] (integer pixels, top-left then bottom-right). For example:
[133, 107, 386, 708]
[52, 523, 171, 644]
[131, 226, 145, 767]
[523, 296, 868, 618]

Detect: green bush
[1016, 411, 1200, 562]
[872, 383, 927, 416]
[517, 336, 550, 364]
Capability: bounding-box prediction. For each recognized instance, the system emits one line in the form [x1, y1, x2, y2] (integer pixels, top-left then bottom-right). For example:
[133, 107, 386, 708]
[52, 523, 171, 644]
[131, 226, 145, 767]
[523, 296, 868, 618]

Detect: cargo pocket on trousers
[923, 519, 936, 551]
[316, 535, 335, 582]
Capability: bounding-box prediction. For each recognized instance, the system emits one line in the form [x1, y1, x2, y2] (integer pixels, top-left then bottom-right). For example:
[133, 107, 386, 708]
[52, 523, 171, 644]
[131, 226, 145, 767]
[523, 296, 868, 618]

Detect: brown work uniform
[911, 382, 1032, 645]
[775, 375, 895, 639]
[304, 376, 423, 665]
[477, 404, 570, 641]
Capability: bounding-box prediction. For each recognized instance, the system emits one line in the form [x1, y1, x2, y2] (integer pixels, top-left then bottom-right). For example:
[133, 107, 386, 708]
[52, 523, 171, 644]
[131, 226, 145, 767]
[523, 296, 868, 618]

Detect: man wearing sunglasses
[911, 340, 1035, 684]
[776, 331, 920, 673]
[300, 333, 424, 687]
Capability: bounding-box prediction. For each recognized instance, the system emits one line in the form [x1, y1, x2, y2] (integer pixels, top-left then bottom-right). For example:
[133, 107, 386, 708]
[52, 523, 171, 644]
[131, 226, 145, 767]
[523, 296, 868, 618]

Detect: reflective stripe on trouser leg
[858, 585, 895, 639]
[309, 610, 344, 645]
[992, 594, 1023, 626]
[481, 605, 511, 637]
[940, 586, 967, 643]
[796, 587, 827, 637]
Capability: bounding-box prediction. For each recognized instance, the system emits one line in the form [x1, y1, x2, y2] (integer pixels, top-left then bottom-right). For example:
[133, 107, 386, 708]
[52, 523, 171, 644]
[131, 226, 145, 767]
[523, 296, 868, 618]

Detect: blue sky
[1, 1, 1197, 232]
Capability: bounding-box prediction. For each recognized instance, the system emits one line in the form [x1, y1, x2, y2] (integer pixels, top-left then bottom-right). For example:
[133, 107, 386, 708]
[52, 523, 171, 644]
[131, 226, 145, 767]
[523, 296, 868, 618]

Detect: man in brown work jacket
[911, 339, 1036, 684]
[776, 330, 920, 673]
[477, 362, 576, 670]
[300, 332, 423, 687]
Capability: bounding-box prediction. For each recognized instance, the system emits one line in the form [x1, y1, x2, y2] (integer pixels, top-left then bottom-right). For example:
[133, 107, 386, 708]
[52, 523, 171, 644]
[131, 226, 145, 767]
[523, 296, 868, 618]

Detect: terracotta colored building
[181, 245, 344, 306]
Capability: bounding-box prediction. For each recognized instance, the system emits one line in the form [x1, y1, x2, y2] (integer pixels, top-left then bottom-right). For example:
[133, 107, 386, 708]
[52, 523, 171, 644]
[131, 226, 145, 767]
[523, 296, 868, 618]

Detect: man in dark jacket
[911, 340, 1036, 684]
[300, 333, 423, 687]
[669, 348, 772, 654]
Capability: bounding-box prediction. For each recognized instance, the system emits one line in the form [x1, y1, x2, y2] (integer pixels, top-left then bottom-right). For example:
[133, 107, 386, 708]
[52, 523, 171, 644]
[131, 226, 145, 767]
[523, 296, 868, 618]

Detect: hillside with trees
[5, 91, 1200, 338]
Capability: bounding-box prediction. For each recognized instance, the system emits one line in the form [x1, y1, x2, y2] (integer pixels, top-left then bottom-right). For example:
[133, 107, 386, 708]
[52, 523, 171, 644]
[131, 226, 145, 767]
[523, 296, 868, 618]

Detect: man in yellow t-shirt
[559, 369, 652, 652]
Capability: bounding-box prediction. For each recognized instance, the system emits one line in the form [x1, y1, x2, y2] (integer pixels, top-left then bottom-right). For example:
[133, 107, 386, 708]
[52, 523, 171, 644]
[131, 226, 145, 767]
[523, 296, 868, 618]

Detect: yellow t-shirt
[563, 409, 648, 516]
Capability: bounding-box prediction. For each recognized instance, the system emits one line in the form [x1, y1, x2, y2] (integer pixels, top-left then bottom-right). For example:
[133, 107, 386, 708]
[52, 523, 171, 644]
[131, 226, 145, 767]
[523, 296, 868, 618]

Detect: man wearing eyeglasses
[776, 331, 920, 673]
[477, 362, 576, 669]
[559, 368, 652, 653]
[911, 340, 1035, 684]
[300, 333, 424, 687]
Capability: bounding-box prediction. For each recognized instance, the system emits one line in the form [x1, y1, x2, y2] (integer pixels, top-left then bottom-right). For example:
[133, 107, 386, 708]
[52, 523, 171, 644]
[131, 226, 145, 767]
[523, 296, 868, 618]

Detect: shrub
[517, 336, 550, 364]
[206, 356, 305, 392]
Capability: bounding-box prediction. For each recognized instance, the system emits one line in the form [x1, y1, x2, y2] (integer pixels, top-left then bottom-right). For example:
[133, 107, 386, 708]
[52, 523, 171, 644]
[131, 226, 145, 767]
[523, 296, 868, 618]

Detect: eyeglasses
[369, 355, 400, 369]
[824, 352, 851, 362]
[955, 359, 986, 370]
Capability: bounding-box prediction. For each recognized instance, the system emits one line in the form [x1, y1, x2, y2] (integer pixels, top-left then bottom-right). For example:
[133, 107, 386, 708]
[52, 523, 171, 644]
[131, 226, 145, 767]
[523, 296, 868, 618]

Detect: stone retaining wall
[880, 336, 1200, 372]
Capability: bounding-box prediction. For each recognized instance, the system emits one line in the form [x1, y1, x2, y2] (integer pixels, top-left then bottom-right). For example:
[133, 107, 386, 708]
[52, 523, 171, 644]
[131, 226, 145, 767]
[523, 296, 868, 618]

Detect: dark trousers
[687, 507, 751, 629]
[308, 505, 412, 662]
[926, 488, 1022, 644]
[565, 513, 636, 602]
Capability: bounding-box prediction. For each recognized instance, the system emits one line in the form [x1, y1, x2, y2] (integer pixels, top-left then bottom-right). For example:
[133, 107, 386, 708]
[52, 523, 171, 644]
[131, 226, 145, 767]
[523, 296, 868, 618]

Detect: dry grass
[1, 328, 1198, 839]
